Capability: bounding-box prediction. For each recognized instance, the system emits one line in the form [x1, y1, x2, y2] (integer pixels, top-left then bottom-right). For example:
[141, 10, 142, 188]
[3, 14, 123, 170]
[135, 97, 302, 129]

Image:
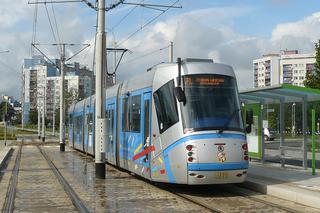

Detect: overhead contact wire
[44, 3, 61, 54]
[121, 45, 170, 65]
[51, 0, 63, 53]
[117, 0, 180, 47]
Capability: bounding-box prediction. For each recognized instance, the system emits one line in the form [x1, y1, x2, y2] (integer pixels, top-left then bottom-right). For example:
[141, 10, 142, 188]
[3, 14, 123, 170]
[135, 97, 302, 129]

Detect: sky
[1, 0, 320, 99]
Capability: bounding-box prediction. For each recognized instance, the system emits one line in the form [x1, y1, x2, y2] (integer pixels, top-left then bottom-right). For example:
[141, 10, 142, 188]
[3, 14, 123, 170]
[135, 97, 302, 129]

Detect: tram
[68, 58, 253, 184]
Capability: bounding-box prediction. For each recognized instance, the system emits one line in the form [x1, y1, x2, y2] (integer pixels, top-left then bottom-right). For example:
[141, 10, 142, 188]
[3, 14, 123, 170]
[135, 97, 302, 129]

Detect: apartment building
[280, 50, 316, 87]
[253, 54, 280, 87]
[253, 50, 316, 88]
[22, 55, 95, 124]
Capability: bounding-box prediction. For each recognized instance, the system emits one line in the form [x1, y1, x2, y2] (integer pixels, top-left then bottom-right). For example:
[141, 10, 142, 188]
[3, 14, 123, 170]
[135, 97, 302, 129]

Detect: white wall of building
[253, 51, 315, 88]
[253, 54, 280, 88]
[280, 53, 315, 87]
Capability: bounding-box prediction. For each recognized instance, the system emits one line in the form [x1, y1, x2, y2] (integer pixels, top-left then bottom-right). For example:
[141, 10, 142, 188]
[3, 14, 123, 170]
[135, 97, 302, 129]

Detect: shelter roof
[239, 84, 320, 104]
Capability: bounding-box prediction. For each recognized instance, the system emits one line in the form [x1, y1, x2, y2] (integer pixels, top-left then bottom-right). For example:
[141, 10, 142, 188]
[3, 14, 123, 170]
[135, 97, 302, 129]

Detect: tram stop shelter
[239, 84, 320, 169]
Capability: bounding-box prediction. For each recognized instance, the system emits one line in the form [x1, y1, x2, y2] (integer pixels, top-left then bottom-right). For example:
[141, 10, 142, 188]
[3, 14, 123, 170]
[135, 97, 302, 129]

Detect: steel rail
[2, 140, 23, 213]
[165, 189, 224, 213]
[163, 184, 301, 213]
[224, 185, 301, 213]
[37, 146, 90, 213]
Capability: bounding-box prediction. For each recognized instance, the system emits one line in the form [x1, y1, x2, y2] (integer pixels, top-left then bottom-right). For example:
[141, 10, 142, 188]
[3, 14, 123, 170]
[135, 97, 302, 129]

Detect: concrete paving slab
[243, 161, 320, 209]
[0, 147, 12, 169]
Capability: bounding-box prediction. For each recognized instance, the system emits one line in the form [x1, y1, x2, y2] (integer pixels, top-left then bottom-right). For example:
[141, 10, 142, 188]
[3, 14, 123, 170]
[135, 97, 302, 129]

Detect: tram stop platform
[0, 146, 12, 168]
[1, 145, 319, 210]
[244, 160, 320, 209]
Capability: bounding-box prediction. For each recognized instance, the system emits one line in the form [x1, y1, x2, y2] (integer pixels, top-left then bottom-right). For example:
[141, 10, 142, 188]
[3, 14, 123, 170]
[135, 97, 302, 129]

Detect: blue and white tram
[68, 58, 253, 185]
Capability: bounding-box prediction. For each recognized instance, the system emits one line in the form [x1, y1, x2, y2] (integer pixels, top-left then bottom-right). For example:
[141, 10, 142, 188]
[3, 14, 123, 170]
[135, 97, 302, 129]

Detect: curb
[0, 147, 13, 169]
[243, 176, 320, 209]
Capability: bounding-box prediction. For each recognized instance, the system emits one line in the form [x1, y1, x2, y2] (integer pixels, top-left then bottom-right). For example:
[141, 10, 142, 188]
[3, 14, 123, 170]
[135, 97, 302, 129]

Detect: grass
[0, 126, 17, 140]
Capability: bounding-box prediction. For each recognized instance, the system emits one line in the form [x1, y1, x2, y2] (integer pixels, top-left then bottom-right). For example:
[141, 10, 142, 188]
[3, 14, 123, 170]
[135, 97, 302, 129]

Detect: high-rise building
[22, 55, 95, 125]
[280, 50, 315, 87]
[253, 50, 316, 88]
[22, 56, 57, 124]
[253, 54, 280, 88]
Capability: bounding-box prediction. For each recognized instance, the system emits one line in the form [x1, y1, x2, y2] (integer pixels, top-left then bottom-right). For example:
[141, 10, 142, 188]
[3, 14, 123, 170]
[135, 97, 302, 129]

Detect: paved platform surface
[244, 160, 320, 209]
[0, 143, 210, 212]
[0, 146, 12, 169]
[1, 138, 320, 212]
[0, 141, 13, 150]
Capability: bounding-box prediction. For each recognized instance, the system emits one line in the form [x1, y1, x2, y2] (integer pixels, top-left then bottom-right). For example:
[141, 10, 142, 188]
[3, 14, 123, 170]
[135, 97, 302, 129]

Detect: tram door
[68, 114, 74, 147]
[106, 103, 116, 164]
[142, 92, 152, 178]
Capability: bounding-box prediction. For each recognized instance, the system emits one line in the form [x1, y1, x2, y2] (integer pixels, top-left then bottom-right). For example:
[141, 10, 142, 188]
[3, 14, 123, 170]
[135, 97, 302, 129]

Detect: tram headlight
[186, 145, 193, 151]
[188, 157, 194, 162]
[242, 143, 248, 150]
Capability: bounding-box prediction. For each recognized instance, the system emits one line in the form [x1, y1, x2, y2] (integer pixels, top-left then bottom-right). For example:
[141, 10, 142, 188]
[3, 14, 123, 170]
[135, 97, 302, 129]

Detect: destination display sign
[184, 75, 226, 86]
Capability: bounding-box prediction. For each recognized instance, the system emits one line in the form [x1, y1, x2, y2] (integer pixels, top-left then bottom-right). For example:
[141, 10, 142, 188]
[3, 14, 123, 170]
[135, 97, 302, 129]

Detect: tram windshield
[180, 74, 244, 133]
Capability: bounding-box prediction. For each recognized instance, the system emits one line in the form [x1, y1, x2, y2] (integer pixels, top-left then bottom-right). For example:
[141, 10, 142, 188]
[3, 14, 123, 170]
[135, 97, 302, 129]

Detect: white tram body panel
[69, 58, 249, 184]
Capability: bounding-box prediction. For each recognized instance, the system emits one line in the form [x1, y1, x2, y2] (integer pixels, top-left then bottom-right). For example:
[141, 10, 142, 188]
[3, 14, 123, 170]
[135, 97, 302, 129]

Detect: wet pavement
[1, 138, 319, 212]
[0, 141, 208, 212]
[43, 146, 209, 212]
[1, 144, 77, 212]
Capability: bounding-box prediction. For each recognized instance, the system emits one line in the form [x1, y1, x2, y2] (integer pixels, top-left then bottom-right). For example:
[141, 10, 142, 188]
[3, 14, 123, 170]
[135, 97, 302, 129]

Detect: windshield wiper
[218, 109, 241, 134]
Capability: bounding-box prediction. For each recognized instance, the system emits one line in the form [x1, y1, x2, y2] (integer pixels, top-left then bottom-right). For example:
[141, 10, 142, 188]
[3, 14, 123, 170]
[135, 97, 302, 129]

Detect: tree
[29, 109, 38, 125]
[54, 89, 78, 128]
[304, 40, 320, 128]
[304, 39, 320, 88]
[0, 101, 15, 122]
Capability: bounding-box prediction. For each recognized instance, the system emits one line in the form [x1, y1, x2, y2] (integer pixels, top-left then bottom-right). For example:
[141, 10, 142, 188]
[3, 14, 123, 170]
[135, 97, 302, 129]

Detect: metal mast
[94, 0, 106, 179]
[60, 44, 66, 151]
[42, 85, 46, 142]
[169, 41, 173, 62]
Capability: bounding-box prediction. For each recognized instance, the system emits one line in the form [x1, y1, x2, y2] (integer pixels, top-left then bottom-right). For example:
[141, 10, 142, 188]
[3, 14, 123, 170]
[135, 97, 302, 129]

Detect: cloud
[0, 1, 96, 99]
[1, 3, 319, 99]
[272, 12, 320, 43]
[116, 10, 319, 90]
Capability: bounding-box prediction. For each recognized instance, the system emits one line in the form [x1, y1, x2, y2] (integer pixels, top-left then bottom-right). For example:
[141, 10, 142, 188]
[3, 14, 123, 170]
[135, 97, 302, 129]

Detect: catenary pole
[42, 86, 46, 142]
[4, 99, 7, 146]
[53, 86, 55, 136]
[169, 41, 173, 62]
[38, 98, 41, 139]
[60, 44, 66, 151]
[94, 0, 106, 179]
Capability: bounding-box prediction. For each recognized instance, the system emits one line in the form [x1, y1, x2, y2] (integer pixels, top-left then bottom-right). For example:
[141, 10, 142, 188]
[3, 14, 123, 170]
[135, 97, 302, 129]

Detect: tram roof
[239, 84, 320, 104]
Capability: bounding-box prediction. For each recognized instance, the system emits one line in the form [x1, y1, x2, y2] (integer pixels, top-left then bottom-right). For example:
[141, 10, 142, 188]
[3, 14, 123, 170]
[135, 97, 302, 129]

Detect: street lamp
[292, 103, 296, 136]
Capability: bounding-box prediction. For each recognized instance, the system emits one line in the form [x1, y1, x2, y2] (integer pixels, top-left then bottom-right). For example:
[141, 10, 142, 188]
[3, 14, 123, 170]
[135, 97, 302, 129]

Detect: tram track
[104, 162, 315, 213]
[2, 140, 23, 213]
[37, 145, 90, 213]
[223, 185, 304, 213]
[3, 137, 316, 213]
[159, 183, 311, 213]
[2, 137, 89, 213]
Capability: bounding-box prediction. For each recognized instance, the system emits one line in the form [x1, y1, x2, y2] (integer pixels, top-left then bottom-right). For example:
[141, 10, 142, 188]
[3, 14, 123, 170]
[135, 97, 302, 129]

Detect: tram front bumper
[187, 169, 247, 185]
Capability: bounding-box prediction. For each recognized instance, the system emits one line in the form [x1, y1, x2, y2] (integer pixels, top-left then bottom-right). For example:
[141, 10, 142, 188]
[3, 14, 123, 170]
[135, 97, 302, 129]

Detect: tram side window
[122, 97, 130, 132]
[88, 113, 93, 133]
[131, 95, 141, 132]
[106, 109, 114, 142]
[69, 114, 73, 127]
[153, 80, 179, 134]
[74, 116, 82, 134]
[143, 99, 150, 147]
